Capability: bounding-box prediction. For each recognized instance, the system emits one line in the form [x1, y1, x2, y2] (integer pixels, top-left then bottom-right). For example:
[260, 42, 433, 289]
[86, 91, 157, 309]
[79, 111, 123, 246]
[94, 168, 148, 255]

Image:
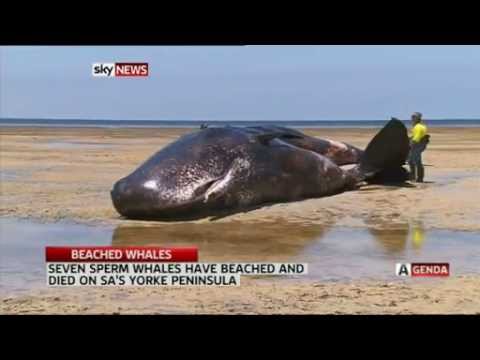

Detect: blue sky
[1, 46, 480, 120]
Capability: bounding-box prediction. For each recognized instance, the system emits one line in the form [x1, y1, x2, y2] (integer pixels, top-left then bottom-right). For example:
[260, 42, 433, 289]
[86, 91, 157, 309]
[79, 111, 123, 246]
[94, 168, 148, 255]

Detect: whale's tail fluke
[348, 118, 410, 183]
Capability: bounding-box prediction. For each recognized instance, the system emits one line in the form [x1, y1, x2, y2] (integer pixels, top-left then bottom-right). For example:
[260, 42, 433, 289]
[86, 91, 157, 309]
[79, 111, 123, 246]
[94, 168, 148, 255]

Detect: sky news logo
[92, 63, 149, 77]
[395, 263, 450, 277]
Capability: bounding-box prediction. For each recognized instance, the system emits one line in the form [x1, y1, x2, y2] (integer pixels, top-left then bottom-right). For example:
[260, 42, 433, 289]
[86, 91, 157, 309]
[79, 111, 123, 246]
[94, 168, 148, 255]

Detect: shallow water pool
[0, 217, 479, 295]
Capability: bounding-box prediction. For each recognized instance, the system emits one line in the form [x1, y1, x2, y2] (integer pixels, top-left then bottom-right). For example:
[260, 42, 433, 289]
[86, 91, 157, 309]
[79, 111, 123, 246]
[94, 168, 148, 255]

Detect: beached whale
[111, 119, 409, 221]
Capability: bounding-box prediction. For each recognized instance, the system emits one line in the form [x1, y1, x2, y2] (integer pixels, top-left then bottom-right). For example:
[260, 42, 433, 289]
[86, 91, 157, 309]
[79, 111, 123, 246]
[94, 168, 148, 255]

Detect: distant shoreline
[2, 118, 480, 129]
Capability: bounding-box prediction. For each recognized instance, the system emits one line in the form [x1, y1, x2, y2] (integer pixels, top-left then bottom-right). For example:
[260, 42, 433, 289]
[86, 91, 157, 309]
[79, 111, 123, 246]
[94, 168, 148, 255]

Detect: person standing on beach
[408, 112, 429, 182]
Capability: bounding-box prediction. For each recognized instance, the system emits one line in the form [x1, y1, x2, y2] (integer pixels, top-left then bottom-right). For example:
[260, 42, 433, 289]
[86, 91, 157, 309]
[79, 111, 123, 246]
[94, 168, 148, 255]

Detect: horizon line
[2, 117, 480, 122]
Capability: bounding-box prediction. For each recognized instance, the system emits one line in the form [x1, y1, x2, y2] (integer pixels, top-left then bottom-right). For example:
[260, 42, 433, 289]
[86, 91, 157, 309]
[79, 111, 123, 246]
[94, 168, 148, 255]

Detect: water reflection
[366, 221, 427, 255]
[44, 140, 116, 149]
[1, 217, 479, 294]
[410, 221, 426, 250]
[111, 219, 430, 261]
[368, 227, 410, 254]
[112, 220, 330, 262]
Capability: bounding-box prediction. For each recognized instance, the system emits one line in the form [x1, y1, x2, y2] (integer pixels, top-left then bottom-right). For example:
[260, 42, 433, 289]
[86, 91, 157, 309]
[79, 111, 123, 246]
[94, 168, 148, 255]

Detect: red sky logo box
[92, 63, 149, 77]
[396, 263, 450, 277]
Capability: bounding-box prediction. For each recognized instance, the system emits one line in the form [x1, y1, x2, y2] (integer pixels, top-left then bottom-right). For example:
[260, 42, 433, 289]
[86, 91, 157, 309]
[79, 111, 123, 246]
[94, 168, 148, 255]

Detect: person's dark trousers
[408, 142, 425, 182]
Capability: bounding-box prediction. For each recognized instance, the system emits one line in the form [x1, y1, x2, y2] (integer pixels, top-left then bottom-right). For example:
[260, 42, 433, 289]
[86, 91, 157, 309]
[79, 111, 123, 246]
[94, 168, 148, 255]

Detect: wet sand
[1, 126, 480, 314]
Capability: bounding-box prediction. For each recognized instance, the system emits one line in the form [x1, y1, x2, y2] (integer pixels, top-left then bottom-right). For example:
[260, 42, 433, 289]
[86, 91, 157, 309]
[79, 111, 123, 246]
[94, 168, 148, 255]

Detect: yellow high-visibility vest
[411, 123, 428, 143]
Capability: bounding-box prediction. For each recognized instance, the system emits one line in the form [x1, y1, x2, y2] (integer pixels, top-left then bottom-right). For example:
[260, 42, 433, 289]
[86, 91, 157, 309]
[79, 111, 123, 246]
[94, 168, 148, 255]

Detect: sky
[1, 45, 480, 121]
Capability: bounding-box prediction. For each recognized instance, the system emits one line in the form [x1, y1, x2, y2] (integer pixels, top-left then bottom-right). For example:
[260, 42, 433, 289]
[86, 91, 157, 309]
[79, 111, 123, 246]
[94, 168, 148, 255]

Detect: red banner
[411, 263, 450, 277]
[46, 246, 198, 262]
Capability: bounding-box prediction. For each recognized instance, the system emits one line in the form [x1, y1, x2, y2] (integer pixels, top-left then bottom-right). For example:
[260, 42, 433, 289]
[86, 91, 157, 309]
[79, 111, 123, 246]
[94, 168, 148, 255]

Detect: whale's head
[110, 128, 248, 220]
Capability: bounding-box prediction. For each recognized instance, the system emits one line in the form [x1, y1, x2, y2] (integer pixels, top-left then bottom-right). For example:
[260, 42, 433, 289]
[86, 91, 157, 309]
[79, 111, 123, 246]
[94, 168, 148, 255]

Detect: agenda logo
[92, 63, 149, 77]
[395, 263, 450, 277]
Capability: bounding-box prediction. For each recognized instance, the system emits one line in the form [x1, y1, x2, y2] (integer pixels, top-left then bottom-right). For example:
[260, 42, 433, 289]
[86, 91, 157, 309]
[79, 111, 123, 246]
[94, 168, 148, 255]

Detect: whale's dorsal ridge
[255, 132, 304, 146]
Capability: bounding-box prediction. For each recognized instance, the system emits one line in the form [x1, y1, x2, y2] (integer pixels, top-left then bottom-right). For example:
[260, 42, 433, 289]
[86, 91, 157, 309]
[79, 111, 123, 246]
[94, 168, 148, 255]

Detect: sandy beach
[2, 276, 479, 315]
[1, 126, 480, 314]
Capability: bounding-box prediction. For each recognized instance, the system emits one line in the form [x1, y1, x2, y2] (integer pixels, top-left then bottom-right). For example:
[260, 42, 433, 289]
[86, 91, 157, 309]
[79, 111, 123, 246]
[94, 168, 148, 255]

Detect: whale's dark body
[111, 120, 409, 220]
